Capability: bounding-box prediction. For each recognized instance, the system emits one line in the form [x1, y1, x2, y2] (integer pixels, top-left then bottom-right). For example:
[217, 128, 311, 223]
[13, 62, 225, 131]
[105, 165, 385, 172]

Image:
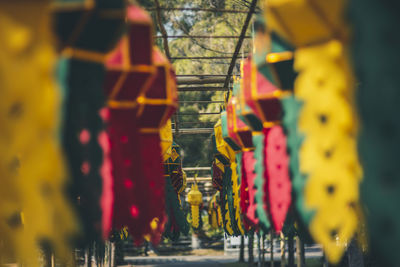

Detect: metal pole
[296, 237, 305, 267]
[280, 232, 286, 267]
[257, 233, 262, 267]
[288, 233, 295, 267]
[239, 235, 245, 263]
[262, 234, 265, 267]
[270, 230, 275, 267]
[223, 0, 258, 90]
[248, 230, 254, 267]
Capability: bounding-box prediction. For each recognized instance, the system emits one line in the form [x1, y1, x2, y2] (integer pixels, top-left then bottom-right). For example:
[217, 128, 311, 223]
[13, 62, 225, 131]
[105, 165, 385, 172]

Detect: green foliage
[137, 0, 256, 167]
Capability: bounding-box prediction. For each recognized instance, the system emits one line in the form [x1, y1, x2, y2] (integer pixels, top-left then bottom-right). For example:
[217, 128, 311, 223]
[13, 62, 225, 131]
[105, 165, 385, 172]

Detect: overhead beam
[178, 86, 229, 92]
[147, 7, 249, 13]
[173, 128, 214, 135]
[171, 56, 248, 60]
[154, 35, 251, 39]
[177, 77, 231, 85]
[223, 0, 258, 90]
[183, 167, 211, 171]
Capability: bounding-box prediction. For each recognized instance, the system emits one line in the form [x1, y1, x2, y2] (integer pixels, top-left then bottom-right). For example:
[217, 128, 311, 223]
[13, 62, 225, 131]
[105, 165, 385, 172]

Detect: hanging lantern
[211, 159, 224, 191]
[243, 17, 296, 127]
[105, 5, 155, 108]
[226, 92, 254, 150]
[137, 47, 178, 130]
[54, 0, 126, 245]
[104, 5, 165, 245]
[187, 183, 203, 230]
[208, 192, 223, 229]
[164, 142, 189, 240]
[264, 0, 349, 47]
[214, 119, 236, 164]
[160, 119, 173, 162]
[53, 0, 126, 53]
[221, 110, 241, 152]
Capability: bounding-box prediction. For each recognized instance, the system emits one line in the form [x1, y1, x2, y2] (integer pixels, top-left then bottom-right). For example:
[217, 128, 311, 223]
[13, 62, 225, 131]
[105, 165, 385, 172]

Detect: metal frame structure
[152, 0, 258, 136]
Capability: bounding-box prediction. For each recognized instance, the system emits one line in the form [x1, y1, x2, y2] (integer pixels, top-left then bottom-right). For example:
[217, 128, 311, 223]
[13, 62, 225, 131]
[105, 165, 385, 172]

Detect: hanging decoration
[187, 183, 203, 230]
[263, 125, 291, 232]
[213, 121, 235, 235]
[0, 1, 77, 265]
[281, 96, 314, 228]
[241, 29, 293, 232]
[105, 5, 177, 245]
[265, 0, 361, 262]
[208, 192, 223, 229]
[53, 0, 126, 246]
[240, 150, 258, 230]
[219, 105, 246, 236]
[164, 141, 189, 240]
[105, 5, 155, 244]
[349, 0, 400, 264]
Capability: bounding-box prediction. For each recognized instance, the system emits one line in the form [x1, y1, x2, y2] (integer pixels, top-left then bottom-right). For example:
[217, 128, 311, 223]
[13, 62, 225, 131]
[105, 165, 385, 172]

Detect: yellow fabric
[208, 193, 222, 229]
[214, 119, 244, 234]
[264, 0, 362, 260]
[160, 119, 173, 162]
[0, 2, 77, 265]
[265, 0, 348, 47]
[214, 119, 236, 162]
[294, 41, 361, 263]
[231, 159, 245, 235]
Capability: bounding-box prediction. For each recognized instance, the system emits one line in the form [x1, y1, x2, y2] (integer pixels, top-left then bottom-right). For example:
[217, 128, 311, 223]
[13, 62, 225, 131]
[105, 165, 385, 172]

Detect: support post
[257, 233, 261, 267]
[270, 230, 274, 267]
[262, 235, 265, 267]
[248, 230, 254, 267]
[288, 233, 295, 267]
[296, 237, 305, 267]
[239, 235, 245, 262]
[280, 232, 286, 267]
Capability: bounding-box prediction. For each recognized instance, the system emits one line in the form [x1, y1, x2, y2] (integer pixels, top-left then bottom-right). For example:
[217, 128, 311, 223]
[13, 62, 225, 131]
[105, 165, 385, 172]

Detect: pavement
[123, 255, 237, 266]
[122, 246, 323, 266]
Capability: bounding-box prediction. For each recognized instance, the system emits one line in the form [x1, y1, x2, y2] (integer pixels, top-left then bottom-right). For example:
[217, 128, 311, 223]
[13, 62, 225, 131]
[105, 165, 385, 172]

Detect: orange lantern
[226, 91, 254, 150]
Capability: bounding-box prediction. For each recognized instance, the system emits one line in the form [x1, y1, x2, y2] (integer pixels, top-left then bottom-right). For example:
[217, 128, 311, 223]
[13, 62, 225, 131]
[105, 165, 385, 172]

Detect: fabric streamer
[281, 96, 314, 229]
[240, 150, 258, 229]
[265, 0, 361, 262]
[53, 0, 126, 246]
[208, 192, 223, 229]
[0, 1, 77, 265]
[252, 133, 271, 233]
[263, 126, 291, 232]
[164, 142, 189, 240]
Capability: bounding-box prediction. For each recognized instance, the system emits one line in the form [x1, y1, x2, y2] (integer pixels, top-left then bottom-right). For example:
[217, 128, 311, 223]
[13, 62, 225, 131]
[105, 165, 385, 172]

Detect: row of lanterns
[210, 0, 396, 264]
[0, 1, 188, 265]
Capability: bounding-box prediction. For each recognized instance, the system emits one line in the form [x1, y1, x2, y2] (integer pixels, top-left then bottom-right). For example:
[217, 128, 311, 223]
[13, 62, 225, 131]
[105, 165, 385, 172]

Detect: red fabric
[242, 58, 281, 123]
[241, 150, 258, 227]
[263, 126, 291, 232]
[104, 5, 175, 245]
[137, 133, 166, 244]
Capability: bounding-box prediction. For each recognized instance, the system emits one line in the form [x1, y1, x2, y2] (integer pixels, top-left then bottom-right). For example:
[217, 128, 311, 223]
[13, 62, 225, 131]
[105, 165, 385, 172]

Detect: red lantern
[242, 57, 282, 126]
[105, 5, 155, 108]
[134, 48, 178, 243]
[137, 48, 178, 131]
[105, 5, 169, 245]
